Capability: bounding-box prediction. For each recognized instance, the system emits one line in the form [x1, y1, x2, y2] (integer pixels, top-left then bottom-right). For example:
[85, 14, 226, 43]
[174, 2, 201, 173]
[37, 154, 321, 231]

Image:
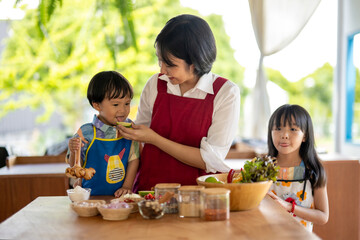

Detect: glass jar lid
[201, 188, 230, 195]
[179, 185, 205, 192]
[155, 183, 181, 189]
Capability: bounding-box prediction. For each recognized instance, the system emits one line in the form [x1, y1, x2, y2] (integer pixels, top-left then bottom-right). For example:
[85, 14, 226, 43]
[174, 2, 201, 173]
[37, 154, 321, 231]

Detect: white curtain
[248, 0, 321, 140]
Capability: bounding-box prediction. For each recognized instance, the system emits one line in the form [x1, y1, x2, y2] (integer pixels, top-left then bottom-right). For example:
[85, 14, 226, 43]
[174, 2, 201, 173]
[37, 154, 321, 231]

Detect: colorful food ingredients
[231, 156, 280, 183]
[144, 193, 155, 200]
[138, 200, 165, 219]
[204, 176, 224, 184]
[227, 169, 235, 183]
[102, 202, 130, 209]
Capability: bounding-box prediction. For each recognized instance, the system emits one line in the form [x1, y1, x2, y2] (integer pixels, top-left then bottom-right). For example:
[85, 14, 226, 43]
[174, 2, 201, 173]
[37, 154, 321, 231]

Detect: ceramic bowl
[97, 202, 133, 221]
[70, 200, 106, 217]
[66, 188, 91, 202]
[111, 194, 143, 213]
[138, 200, 165, 220]
[197, 173, 273, 211]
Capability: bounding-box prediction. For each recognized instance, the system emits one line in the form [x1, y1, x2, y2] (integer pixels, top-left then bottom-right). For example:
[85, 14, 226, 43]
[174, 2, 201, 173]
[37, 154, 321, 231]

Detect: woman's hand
[267, 191, 292, 212]
[117, 123, 157, 144]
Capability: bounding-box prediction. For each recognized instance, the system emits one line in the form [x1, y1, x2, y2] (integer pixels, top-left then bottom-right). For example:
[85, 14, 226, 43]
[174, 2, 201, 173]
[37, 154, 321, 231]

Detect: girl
[267, 104, 329, 232]
[67, 71, 139, 197]
[117, 14, 240, 191]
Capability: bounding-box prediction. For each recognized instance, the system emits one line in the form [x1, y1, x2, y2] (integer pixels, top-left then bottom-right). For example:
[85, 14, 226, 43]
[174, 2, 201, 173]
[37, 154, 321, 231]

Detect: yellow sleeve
[128, 141, 140, 162]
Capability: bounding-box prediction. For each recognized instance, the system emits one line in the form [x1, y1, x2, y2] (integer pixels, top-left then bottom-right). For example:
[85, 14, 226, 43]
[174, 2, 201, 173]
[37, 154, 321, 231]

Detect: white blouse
[135, 72, 240, 173]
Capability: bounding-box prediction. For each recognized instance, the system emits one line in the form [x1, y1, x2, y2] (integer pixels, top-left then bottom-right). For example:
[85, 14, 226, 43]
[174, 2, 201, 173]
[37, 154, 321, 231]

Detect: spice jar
[201, 188, 230, 221]
[155, 183, 181, 214]
[178, 185, 205, 218]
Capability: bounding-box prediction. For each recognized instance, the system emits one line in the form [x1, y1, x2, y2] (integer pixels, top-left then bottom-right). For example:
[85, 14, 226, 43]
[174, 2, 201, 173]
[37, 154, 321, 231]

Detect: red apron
[134, 75, 227, 191]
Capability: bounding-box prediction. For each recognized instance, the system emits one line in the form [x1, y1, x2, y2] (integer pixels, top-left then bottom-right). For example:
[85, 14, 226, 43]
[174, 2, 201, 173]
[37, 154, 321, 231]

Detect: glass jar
[155, 183, 181, 214]
[201, 188, 230, 221]
[178, 185, 205, 218]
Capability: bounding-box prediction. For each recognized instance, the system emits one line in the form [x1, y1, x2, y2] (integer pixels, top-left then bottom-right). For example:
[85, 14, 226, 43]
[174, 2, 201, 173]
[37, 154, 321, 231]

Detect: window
[346, 32, 360, 145]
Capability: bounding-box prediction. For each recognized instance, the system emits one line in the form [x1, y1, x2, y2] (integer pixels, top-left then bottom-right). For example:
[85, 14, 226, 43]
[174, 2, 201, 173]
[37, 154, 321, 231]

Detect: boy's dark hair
[267, 104, 327, 189]
[87, 71, 133, 107]
[155, 14, 216, 77]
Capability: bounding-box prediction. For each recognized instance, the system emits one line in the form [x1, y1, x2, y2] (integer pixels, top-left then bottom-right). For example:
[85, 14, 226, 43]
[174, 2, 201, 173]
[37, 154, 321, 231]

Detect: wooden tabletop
[0, 196, 319, 240]
[0, 163, 68, 176]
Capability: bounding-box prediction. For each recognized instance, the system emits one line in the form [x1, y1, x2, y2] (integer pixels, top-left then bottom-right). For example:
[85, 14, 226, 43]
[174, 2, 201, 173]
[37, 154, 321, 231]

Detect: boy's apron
[82, 126, 132, 195]
[269, 163, 314, 232]
[134, 75, 227, 191]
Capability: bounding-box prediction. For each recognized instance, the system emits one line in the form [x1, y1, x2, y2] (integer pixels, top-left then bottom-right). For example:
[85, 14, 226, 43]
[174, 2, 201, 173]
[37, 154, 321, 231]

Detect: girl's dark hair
[267, 104, 327, 189]
[87, 71, 133, 107]
[155, 14, 216, 77]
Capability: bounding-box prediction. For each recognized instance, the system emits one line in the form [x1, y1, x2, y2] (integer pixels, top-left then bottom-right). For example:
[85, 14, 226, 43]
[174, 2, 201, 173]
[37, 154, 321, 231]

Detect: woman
[117, 14, 240, 191]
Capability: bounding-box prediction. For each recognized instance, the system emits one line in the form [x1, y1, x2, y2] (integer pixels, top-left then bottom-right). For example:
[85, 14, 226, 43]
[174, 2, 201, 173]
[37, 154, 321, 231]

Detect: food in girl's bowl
[138, 190, 155, 197]
[111, 193, 143, 213]
[138, 200, 165, 219]
[197, 156, 279, 211]
[67, 186, 91, 202]
[97, 202, 133, 221]
[70, 200, 105, 217]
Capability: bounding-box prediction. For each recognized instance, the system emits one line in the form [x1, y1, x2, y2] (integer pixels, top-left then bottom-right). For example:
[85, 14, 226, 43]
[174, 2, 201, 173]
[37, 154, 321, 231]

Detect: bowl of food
[97, 202, 133, 221]
[111, 193, 143, 213]
[70, 200, 106, 217]
[67, 186, 91, 202]
[197, 156, 279, 211]
[138, 200, 165, 219]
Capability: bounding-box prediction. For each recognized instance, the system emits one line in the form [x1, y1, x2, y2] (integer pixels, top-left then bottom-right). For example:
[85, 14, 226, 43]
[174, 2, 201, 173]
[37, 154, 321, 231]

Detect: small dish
[67, 187, 91, 202]
[138, 200, 165, 220]
[98, 202, 133, 221]
[70, 200, 106, 217]
[111, 194, 143, 213]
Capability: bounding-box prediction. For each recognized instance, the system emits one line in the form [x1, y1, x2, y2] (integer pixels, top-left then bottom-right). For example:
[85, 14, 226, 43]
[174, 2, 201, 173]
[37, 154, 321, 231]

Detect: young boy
[67, 71, 139, 197]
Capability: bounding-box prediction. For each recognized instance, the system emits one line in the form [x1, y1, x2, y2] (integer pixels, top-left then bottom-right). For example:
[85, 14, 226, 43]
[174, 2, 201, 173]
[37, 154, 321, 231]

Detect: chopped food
[102, 202, 130, 209]
[138, 200, 164, 219]
[144, 193, 155, 200]
[232, 156, 280, 183]
[204, 176, 224, 184]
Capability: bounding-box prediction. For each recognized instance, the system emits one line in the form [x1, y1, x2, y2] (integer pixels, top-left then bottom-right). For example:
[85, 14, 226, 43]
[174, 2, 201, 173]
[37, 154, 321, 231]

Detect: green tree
[0, 0, 245, 148]
[267, 63, 334, 138]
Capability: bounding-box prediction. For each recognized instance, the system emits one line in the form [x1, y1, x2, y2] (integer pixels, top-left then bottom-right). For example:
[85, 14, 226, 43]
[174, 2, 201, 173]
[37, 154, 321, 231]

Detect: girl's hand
[68, 137, 83, 153]
[267, 191, 292, 212]
[117, 123, 156, 144]
[114, 187, 132, 198]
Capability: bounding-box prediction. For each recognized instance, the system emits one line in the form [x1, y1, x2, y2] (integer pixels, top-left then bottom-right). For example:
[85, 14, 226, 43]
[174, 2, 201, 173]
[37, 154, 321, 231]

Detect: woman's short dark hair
[155, 14, 216, 77]
[87, 71, 133, 107]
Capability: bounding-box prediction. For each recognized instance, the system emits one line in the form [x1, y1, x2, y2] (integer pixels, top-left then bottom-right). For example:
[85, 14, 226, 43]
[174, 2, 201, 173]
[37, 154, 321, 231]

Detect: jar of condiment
[201, 188, 230, 221]
[155, 183, 181, 214]
[178, 185, 205, 218]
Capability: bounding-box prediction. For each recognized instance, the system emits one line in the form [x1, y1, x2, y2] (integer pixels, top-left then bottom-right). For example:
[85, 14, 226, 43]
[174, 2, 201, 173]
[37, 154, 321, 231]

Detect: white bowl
[67, 188, 91, 202]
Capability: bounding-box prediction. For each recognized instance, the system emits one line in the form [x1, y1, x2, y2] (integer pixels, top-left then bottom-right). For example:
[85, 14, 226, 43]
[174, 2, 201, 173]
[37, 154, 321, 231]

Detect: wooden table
[0, 163, 69, 222]
[0, 196, 319, 240]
